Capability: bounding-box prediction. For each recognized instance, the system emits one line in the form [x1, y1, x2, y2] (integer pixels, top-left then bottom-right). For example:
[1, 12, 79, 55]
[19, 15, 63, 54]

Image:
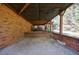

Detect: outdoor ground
[0, 36, 78, 55]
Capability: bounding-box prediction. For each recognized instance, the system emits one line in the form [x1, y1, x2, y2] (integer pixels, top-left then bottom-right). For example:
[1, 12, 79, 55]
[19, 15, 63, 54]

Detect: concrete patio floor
[0, 36, 78, 55]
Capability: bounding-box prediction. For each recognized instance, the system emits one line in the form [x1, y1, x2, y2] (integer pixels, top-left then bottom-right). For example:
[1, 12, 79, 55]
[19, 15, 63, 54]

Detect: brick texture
[51, 32, 79, 51]
[0, 4, 32, 48]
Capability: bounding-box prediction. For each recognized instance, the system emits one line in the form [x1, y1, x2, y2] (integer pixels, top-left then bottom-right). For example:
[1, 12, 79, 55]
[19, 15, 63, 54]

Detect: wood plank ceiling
[5, 3, 72, 25]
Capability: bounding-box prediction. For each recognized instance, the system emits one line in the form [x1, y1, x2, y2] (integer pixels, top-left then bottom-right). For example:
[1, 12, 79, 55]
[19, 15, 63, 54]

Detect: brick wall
[0, 4, 32, 48]
[51, 32, 79, 51]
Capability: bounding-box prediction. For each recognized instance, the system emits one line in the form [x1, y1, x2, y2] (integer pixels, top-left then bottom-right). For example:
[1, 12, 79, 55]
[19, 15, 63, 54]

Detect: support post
[60, 14, 63, 34]
[50, 21, 52, 32]
[52, 20, 54, 32]
[59, 10, 65, 41]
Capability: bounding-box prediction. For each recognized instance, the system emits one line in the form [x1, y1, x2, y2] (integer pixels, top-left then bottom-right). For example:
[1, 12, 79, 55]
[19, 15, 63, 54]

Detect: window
[52, 15, 60, 33]
[63, 4, 79, 38]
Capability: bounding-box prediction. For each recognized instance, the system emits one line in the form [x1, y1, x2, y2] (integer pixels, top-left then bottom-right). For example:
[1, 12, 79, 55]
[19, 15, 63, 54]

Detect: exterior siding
[0, 4, 32, 48]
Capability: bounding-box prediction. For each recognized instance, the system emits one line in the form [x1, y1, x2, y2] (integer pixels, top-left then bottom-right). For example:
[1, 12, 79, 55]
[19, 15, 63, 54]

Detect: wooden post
[59, 11, 65, 41]
[44, 23, 47, 31]
[52, 20, 54, 32]
[60, 14, 63, 34]
[50, 21, 51, 32]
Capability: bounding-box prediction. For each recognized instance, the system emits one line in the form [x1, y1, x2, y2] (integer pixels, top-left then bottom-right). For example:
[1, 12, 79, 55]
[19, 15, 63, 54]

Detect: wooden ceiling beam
[28, 20, 48, 25]
[19, 3, 30, 14]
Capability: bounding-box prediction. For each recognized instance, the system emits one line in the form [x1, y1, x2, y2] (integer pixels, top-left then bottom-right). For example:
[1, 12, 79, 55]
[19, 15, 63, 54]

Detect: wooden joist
[19, 3, 30, 14]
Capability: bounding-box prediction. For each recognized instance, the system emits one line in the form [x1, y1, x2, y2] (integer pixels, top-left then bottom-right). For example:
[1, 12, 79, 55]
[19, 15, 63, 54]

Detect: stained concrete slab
[0, 36, 78, 55]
